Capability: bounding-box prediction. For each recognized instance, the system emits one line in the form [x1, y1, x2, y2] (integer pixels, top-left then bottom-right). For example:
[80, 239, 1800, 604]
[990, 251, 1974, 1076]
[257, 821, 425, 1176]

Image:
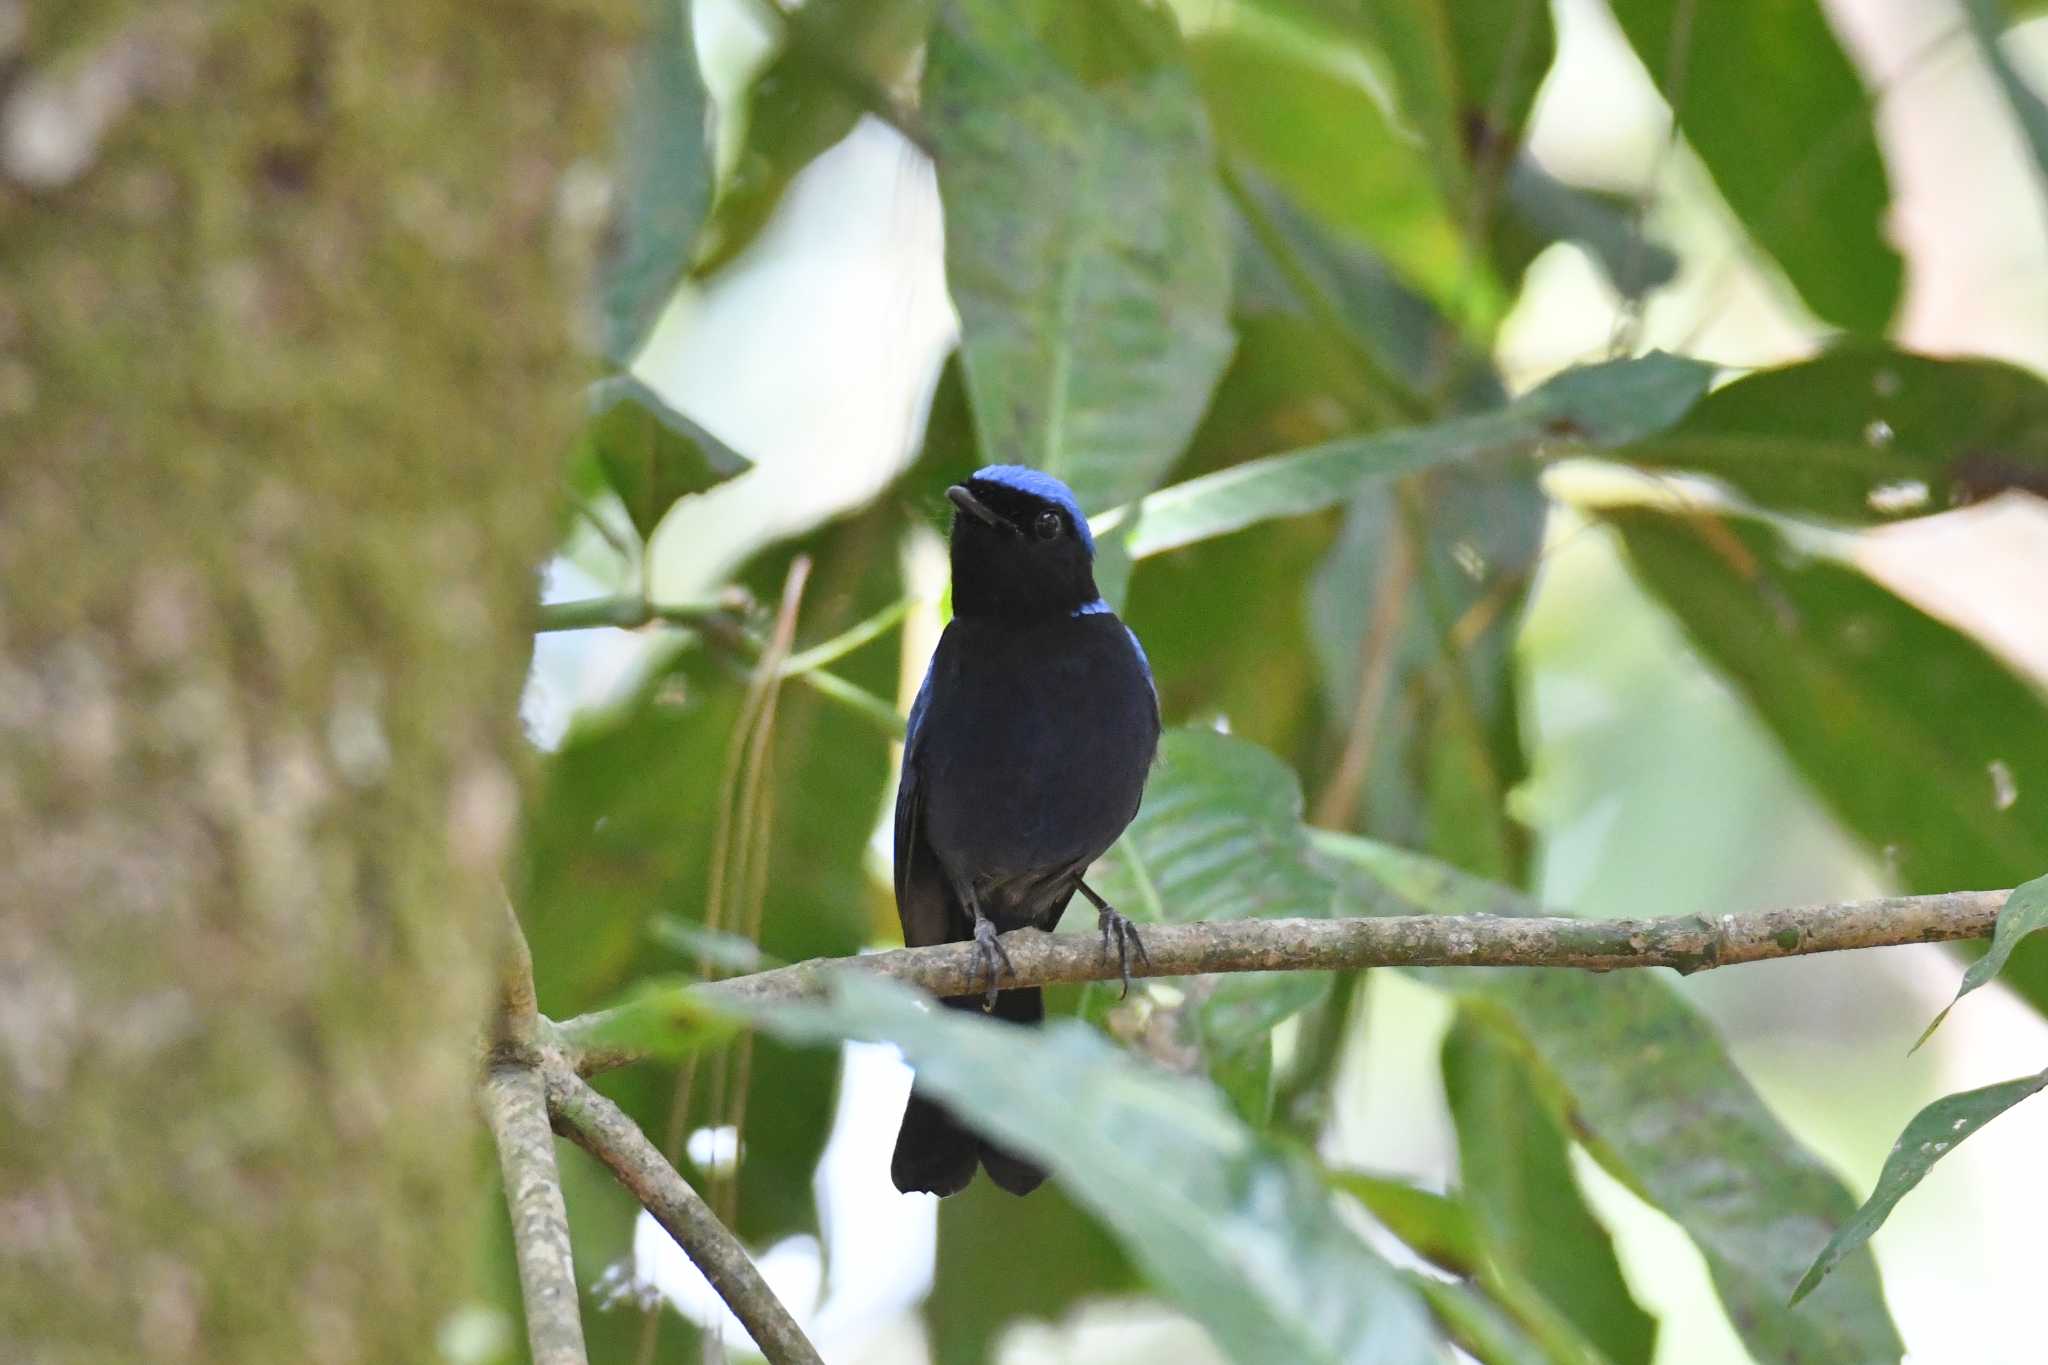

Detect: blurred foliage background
[514, 0, 2048, 1362]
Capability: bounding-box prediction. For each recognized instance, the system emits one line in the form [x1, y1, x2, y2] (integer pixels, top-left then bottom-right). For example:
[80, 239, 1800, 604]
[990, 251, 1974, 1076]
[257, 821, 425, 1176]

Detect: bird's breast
[917, 614, 1158, 888]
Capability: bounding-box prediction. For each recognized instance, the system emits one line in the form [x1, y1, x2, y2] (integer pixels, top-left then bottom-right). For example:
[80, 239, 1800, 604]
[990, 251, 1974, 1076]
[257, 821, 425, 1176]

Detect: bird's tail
[889, 987, 1047, 1197]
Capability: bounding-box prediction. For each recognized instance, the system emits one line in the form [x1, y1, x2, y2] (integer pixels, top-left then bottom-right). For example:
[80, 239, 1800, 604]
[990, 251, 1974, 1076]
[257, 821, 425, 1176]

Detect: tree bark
[1, 2, 629, 1358]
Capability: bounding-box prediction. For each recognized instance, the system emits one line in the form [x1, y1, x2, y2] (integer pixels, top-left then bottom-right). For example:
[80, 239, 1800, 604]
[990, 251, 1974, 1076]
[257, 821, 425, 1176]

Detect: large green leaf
[1604, 508, 2048, 1011]
[1189, 21, 1495, 325]
[693, 0, 934, 276]
[1605, 0, 1899, 332]
[1317, 836, 1906, 1363]
[1793, 1067, 2048, 1304]
[573, 375, 751, 541]
[1228, 170, 1503, 413]
[1099, 352, 1713, 557]
[753, 975, 1444, 1365]
[1608, 346, 2048, 524]
[1090, 729, 1347, 1121]
[599, 0, 713, 362]
[1443, 1020, 1656, 1365]
[927, 0, 1235, 513]
[1356, 0, 1555, 218]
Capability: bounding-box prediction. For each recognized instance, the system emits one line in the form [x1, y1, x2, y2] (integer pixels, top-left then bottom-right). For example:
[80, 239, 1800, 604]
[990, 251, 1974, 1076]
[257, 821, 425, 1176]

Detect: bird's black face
[946, 475, 1100, 623]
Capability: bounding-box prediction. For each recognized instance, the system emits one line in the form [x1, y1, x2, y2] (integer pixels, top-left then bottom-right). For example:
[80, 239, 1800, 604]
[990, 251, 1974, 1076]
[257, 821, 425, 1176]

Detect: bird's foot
[1097, 904, 1150, 999]
[972, 916, 1013, 1010]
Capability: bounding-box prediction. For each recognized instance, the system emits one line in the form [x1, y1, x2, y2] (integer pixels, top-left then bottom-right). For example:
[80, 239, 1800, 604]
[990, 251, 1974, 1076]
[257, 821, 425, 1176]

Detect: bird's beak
[947, 485, 1001, 527]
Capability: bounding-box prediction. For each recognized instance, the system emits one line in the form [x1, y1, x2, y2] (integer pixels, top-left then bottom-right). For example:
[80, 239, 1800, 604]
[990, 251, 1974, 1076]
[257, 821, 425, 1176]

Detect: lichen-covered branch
[556, 889, 2010, 1076]
[483, 1064, 589, 1365]
[545, 1060, 826, 1365]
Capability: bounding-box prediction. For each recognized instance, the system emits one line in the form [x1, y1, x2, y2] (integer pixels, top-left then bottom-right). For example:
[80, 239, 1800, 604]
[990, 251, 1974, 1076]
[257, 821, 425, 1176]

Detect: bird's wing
[893, 655, 956, 948]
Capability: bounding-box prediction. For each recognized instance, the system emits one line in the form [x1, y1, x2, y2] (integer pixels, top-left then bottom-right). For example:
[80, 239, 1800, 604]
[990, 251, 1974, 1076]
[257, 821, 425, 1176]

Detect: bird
[889, 464, 1161, 1198]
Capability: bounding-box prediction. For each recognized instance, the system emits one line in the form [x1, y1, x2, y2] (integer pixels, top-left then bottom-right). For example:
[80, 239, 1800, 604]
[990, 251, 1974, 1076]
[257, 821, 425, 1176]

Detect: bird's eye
[1033, 509, 1062, 541]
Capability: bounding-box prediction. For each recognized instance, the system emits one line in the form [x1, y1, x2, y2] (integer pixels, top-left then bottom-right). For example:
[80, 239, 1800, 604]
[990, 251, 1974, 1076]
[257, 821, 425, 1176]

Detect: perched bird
[890, 465, 1161, 1198]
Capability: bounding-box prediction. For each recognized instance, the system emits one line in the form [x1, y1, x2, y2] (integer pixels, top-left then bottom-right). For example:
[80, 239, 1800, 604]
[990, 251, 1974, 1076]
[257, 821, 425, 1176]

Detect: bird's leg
[1074, 878, 1149, 999]
[956, 879, 1012, 1010]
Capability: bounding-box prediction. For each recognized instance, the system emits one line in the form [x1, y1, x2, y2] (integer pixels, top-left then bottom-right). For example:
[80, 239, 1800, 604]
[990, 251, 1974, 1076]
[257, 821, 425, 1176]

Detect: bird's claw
[972, 916, 1013, 1010]
[1097, 905, 1150, 1000]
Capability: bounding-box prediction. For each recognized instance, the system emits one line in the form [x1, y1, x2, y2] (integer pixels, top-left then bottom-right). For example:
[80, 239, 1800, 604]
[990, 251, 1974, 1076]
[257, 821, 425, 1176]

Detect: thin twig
[534, 592, 905, 738]
[546, 1061, 827, 1365]
[555, 890, 2012, 1076]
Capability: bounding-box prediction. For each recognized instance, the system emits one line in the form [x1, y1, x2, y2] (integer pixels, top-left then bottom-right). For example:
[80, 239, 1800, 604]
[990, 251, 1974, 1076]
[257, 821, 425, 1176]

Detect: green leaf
[1409, 1275, 1552, 1365]
[1917, 873, 2048, 1047]
[1315, 837, 1906, 1363]
[1605, 0, 1900, 331]
[599, 0, 714, 362]
[1608, 346, 2048, 524]
[1228, 170, 1504, 410]
[1117, 307, 1374, 786]
[563, 974, 743, 1062]
[753, 974, 1444, 1365]
[1496, 156, 1678, 299]
[1603, 508, 2048, 915]
[574, 375, 750, 541]
[1326, 1171, 1479, 1274]
[1190, 19, 1498, 326]
[1306, 466, 1541, 871]
[1443, 1018, 1656, 1365]
[649, 918, 780, 975]
[927, 0, 1235, 513]
[1331, 1171, 1628, 1365]
[1100, 352, 1713, 558]
[1793, 1068, 2048, 1303]
[694, 0, 935, 276]
[1090, 729, 1345, 1121]
[1355, 0, 1556, 237]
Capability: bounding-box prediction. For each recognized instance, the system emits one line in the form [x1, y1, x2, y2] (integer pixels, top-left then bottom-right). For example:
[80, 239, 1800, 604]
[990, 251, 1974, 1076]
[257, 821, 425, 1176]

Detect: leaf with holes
[1608, 346, 2048, 524]
[1605, 507, 2048, 1018]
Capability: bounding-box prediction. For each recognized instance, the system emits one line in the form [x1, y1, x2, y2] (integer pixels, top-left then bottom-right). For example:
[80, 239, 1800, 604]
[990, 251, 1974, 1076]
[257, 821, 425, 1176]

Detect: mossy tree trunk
[2, 3, 630, 1357]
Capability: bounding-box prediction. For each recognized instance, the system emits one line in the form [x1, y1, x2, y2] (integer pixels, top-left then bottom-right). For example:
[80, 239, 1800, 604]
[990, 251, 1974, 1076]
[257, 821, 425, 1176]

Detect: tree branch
[484, 899, 589, 1365]
[483, 1063, 589, 1365]
[544, 1059, 826, 1365]
[554, 890, 2010, 1076]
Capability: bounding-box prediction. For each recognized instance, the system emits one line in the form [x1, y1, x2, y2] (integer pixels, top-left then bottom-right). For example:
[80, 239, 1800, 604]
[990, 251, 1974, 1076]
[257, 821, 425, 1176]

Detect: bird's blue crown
[970, 464, 1094, 555]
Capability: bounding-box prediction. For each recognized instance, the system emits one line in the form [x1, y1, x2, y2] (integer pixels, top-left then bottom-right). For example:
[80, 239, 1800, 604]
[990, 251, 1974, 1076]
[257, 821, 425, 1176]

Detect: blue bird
[890, 465, 1161, 1197]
